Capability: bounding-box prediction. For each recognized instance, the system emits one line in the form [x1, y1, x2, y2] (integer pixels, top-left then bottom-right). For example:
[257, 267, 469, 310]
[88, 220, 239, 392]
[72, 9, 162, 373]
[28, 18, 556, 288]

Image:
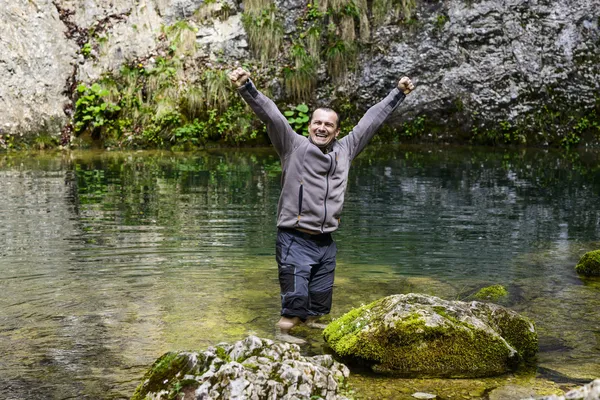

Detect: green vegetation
[74, 83, 122, 140]
[473, 285, 509, 301]
[284, 103, 310, 136]
[62, 18, 269, 150]
[242, 6, 283, 65]
[284, 44, 317, 101]
[435, 13, 448, 30]
[326, 40, 355, 83]
[131, 352, 203, 400]
[575, 250, 600, 276]
[81, 42, 93, 58]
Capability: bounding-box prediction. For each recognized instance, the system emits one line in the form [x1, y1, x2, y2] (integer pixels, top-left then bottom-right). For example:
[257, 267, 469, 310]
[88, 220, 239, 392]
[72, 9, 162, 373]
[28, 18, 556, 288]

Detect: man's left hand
[398, 77, 415, 95]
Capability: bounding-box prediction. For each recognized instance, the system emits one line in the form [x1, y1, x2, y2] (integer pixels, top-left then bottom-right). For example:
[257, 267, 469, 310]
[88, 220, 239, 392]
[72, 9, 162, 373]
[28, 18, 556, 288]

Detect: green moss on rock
[131, 352, 203, 400]
[324, 294, 538, 378]
[575, 250, 600, 276]
[474, 285, 509, 301]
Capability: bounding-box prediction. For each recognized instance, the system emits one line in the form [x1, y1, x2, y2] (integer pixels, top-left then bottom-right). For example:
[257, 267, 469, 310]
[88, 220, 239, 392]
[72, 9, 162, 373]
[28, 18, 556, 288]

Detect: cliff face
[372, 0, 600, 137]
[0, 0, 77, 135]
[1, 0, 599, 144]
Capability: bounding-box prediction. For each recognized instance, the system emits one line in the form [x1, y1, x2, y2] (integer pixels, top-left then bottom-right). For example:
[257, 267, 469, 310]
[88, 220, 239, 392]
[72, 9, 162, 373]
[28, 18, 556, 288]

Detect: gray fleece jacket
[238, 80, 406, 233]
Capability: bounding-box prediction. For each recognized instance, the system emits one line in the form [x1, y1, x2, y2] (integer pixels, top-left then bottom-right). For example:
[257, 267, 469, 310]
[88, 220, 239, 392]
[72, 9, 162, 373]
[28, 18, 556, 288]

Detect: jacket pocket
[297, 182, 303, 220]
[276, 232, 296, 264]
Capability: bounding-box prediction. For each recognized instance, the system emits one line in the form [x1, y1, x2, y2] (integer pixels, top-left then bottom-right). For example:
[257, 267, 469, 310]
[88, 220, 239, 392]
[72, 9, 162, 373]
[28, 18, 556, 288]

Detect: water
[0, 146, 598, 399]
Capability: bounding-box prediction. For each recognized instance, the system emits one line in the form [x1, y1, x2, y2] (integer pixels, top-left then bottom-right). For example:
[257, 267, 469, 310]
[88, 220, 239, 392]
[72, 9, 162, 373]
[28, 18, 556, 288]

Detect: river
[0, 146, 598, 399]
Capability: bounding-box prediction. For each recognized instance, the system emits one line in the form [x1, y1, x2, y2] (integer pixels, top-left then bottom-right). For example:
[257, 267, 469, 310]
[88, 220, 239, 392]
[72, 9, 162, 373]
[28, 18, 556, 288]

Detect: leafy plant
[435, 14, 448, 30]
[172, 119, 207, 146]
[0, 133, 15, 150]
[74, 83, 121, 139]
[81, 42, 93, 58]
[306, 2, 324, 20]
[284, 104, 310, 136]
[402, 115, 426, 138]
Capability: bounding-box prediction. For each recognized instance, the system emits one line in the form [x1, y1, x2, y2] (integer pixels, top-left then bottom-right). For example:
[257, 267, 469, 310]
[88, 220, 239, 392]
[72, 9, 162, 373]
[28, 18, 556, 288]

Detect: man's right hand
[398, 77, 415, 95]
[229, 67, 250, 88]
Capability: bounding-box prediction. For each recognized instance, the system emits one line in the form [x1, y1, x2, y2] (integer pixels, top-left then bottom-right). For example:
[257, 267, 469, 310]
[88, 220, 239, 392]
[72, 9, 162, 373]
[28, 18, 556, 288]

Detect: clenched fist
[229, 67, 251, 88]
[398, 77, 415, 95]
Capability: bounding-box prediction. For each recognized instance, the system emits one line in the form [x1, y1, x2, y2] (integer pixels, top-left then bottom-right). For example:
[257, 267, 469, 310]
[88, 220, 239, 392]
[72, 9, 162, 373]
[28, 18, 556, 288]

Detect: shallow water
[0, 146, 598, 399]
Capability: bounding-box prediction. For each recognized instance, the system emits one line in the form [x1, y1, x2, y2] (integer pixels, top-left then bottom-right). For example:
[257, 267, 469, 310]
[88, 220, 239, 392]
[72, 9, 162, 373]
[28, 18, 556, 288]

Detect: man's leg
[307, 237, 337, 322]
[275, 230, 315, 333]
[277, 263, 311, 332]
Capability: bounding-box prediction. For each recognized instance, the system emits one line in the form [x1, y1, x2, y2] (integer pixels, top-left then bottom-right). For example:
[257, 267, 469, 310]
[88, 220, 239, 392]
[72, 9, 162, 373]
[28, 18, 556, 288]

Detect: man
[230, 67, 414, 339]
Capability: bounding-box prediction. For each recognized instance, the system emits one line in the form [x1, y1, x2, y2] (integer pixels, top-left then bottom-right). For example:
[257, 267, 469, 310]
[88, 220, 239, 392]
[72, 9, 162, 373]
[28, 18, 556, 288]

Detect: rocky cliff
[1, 0, 599, 147]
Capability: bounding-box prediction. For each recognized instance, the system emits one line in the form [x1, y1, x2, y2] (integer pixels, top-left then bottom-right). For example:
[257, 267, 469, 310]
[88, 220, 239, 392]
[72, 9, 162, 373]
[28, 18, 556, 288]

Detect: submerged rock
[323, 293, 537, 378]
[525, 379, 600, 400]
[131, 335, 350, 400]
[575, 250, 600, 277]
[474, 285, 509, 302]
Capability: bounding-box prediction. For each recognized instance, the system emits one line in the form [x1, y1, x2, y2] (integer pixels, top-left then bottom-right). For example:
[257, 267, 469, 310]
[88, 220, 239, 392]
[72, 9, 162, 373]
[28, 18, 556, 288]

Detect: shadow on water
[0, 145, 599, 399]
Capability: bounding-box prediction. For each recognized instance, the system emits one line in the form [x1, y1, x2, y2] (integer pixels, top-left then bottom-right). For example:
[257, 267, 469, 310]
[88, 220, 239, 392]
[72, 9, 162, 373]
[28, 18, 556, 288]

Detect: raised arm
[229, 67, 301, 157]
[341, 77, 415, 160]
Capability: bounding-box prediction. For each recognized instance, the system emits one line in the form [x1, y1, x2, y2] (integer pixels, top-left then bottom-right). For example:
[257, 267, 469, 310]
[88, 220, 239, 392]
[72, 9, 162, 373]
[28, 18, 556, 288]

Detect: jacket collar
[308, 137, 337, 154]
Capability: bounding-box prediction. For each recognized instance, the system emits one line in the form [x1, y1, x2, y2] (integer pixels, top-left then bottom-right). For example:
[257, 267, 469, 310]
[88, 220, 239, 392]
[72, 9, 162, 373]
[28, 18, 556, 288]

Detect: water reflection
[0, 147, 598, 399]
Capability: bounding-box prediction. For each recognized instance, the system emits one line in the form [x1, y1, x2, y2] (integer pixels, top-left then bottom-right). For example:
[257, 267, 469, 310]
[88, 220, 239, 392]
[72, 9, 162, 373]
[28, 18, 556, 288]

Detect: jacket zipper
[297, 182, 303, 222]
[321, 154, 334, 232]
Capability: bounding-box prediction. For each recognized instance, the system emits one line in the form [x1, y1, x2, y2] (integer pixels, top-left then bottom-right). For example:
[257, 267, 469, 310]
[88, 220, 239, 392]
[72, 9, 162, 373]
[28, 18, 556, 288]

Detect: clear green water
[0, 146, 598, 399]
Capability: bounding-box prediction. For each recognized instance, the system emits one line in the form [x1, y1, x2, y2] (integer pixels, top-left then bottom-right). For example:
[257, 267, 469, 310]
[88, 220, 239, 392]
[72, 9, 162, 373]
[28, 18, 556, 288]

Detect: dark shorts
[275, 228, 337, 320]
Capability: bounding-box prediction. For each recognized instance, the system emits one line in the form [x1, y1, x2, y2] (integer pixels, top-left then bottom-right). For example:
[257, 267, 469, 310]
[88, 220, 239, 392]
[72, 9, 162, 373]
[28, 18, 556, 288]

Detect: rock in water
[575, 250, 600, 277]
[524, 379, 600, 400]
[473, 285, 509, 302]
[323, 294, 538, 378]
[131, 335, 350, 400]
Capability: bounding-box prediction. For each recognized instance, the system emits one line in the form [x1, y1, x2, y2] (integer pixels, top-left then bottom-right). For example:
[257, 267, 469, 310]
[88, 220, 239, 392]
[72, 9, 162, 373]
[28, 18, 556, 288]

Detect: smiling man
[230, 67, 414, 340]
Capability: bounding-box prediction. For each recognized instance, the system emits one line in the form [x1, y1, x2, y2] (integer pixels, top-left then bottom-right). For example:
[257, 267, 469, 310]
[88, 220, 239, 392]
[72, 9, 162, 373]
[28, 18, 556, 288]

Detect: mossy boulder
[575, 250, 600, 276]
[473, 284, 509, 301]
[323, 293, 538, 378]
[132, 335, 350, 400]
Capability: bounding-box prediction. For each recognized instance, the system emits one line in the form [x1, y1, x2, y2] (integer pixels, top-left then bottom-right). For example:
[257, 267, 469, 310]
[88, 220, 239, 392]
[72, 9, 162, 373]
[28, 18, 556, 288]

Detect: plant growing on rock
[326, 39, 355, 83]
[163, 20, 198, 58]
[284, 43, 317, 102]
[73, 83, 121, 140]
[81, 42, 93, 58]
[204, 69, 232, 110]
[242, 6, 283, 65]
[473, 285, 509, 301]
[575, 250, 600, 277]
[324, 294, 538, 377]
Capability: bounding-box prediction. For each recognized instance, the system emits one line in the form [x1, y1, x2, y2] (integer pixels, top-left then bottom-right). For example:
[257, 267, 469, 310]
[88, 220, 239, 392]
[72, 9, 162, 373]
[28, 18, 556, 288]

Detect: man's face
[309, 109, 340, 149]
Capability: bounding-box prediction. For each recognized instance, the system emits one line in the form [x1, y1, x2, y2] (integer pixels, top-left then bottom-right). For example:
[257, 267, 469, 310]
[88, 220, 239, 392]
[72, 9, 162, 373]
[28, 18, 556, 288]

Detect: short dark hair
[310, 108, 340, 129]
